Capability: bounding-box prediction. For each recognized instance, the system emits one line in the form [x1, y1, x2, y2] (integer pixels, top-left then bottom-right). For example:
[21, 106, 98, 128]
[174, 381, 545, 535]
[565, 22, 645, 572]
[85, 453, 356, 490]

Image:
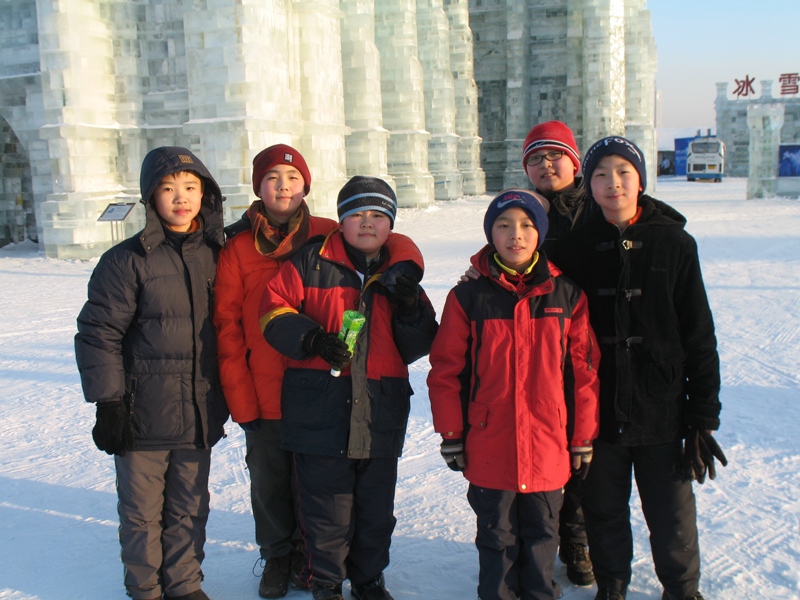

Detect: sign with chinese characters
[733, 73, 799, 98]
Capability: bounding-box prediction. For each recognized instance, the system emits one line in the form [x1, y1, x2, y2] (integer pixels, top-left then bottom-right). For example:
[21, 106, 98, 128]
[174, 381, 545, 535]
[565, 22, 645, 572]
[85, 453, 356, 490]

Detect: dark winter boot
[312, 582, 344, 600]
[595, 589, 626, 600]
[259, 554, 292, 598]
[350, 573, 394, 600]
[558, 542, 595, 586]
[662, 592, 705, 600]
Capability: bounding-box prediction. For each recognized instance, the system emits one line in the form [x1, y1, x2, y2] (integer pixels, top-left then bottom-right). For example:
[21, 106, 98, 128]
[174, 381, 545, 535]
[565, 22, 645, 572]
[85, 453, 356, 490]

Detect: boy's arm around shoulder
[391, 283, 438, 364]
[75, 251, 139, 404]
[564, 287, 601, 445]
[258, 251, 320, 361]
[213, 240, 259, 423]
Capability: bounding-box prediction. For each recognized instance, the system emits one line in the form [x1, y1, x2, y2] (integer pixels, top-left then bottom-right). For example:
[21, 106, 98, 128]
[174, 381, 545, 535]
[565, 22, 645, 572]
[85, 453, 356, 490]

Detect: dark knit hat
[252, 144, 311, 196]
[581, 136, 647, 200]
[522, 121, 581, 173]
[337, 176, 398, 228]
[483, 188, 550, 249]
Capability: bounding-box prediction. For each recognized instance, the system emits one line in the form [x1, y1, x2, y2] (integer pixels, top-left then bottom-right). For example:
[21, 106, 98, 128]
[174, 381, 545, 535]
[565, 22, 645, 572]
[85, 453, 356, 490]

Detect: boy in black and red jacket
[258, 176, 437, 600]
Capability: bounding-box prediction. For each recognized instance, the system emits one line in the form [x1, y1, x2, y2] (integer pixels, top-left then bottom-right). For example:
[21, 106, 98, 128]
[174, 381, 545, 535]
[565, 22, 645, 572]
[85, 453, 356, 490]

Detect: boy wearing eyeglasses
[522, 121, 599, 255]
[521, 120, 599, 587]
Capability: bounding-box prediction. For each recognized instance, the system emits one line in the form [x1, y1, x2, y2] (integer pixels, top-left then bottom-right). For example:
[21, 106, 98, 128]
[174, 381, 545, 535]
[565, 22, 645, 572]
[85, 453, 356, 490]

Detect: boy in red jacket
[214, 148, 424, 599]
[428, 189, 600, 600]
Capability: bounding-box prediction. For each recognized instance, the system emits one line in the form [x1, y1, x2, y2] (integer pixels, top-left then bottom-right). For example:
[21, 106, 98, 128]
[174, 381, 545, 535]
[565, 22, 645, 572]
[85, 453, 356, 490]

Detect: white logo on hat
[284, 153, 293, 163]
[497, 199, 518, 208]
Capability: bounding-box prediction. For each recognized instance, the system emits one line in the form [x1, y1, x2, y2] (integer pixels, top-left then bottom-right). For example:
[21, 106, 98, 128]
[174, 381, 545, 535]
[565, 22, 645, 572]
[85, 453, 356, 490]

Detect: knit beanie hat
[252, 144, 312, 196]
[483, 188, 550, 249]
[337, 176, 398, 228]
[581, 136, 647, 201]
[522, 121, 581, 173]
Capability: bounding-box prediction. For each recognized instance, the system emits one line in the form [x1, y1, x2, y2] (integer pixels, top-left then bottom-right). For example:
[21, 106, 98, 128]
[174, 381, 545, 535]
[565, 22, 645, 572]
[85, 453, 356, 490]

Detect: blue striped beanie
[337, 176, 398, 228]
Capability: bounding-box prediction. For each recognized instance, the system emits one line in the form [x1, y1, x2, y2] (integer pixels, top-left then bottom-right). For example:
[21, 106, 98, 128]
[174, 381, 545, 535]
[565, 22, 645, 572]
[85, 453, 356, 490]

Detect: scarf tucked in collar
[248, 200, 311, 260]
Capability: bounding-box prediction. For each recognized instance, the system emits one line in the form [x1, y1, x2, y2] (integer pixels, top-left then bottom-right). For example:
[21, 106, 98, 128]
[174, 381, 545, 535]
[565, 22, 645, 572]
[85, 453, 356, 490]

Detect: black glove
[239, 420, 261, 433]
[390, 274, 420, 316]
[440, 439, 465, 472]
[304, 329, 352, 371]
[92, 400, 135, 456]
[570, 443, 593, 480]
[382, 262, 422, 317]
[682, 428, 728, 484]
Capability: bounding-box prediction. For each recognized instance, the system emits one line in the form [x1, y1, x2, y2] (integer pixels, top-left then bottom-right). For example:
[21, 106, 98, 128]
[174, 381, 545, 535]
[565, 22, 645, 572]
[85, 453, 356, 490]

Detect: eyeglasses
[526, 150, 565, 166]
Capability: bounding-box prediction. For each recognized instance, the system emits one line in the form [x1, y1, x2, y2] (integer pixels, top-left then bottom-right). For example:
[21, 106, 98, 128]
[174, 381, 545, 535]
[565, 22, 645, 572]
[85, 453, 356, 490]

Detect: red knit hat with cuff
[522, 121, 581, 174]
[252, 144, 312, 196]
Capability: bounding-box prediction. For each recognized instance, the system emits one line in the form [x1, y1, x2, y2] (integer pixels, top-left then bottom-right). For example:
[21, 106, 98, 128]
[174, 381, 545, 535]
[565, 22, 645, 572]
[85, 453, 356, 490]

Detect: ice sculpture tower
[747, 83, 785, 199]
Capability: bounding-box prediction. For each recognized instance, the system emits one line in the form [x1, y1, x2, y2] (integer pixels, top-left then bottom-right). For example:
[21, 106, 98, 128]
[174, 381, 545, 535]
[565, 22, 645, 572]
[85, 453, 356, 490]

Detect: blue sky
[648, 0, 800, 129]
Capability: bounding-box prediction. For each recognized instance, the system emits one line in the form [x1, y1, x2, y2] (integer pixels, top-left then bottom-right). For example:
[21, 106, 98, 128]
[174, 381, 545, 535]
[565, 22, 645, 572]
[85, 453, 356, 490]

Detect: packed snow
[1, 177, 798, 600]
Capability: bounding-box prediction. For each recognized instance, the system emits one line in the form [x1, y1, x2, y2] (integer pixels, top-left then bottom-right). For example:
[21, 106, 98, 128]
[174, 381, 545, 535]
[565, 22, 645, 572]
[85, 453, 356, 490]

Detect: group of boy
[75, 118, 726, 600]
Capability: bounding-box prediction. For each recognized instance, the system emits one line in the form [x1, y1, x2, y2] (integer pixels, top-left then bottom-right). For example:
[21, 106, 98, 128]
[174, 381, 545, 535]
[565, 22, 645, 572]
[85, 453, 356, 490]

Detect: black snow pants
[582, 440, 701, 598]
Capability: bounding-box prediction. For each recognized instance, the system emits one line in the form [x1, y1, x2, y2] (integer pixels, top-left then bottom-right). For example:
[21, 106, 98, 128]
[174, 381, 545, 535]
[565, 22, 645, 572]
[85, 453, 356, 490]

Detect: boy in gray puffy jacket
[75, 147, 228, 600]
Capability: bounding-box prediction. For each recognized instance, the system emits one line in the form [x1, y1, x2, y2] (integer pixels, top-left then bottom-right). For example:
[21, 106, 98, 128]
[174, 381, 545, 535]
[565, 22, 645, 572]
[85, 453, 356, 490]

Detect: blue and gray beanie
[337, 176, 398, 228]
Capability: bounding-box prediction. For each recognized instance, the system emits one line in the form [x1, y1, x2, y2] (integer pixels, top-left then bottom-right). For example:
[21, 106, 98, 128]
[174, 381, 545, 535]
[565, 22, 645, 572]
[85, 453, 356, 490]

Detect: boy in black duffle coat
[550, 137, 728, 600]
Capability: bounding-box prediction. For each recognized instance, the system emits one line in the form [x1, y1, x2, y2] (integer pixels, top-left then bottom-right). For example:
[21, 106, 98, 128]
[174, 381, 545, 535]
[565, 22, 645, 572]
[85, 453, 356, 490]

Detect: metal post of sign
[98, 203, 137, 246]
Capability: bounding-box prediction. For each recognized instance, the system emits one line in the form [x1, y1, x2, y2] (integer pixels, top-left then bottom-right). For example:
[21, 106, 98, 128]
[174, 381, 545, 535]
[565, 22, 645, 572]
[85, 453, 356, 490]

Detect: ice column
[416, 0, 462, 200]
[340, 0, 393, 185]
[443, 0, 486, 195]
[182, 1, 308, 216]
[581, 0, 626, 146]
[374, 0, 435, 207]
[623, 0, 657, 194]
[747, 93, 784, 199]
[503, 0, 530, 190]
[294, 0, 349, 218]
[35, 0, 126, 259]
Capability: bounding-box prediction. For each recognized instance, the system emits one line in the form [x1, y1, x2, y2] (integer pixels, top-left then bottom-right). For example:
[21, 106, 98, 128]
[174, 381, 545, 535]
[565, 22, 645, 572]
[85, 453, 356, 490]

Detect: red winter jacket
[214, 201, 337, 423]
[427, 246, 600, 492]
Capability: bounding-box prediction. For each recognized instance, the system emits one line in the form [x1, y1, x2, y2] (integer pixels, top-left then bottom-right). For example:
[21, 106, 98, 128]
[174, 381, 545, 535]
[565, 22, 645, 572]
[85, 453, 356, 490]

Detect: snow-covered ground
[1, 177, 798, 600]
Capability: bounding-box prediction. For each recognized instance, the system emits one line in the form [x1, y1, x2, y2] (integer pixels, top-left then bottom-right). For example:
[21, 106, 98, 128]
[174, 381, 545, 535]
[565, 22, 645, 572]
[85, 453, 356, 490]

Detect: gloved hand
[440, 439, 465, 472]
[239, 420, 261, 433]
[92, 400, 135, 456]
[390, 274, 420, 316]
[570, 443, 593, 480]
[682, 428, 728, 484]
[303, 329, 352, 371]
[382, 262, 422, 316]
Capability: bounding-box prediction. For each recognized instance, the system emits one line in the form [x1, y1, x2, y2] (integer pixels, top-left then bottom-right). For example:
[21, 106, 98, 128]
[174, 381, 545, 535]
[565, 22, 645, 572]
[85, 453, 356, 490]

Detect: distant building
[716, 78, 800, 197]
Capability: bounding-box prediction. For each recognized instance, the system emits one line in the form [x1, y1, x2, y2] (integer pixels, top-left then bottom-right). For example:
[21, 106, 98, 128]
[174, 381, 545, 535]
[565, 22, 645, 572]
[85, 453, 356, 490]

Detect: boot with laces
[558, 542, 595, 586]
[595, 589, 626, 600]
[258, 554, 292, 598]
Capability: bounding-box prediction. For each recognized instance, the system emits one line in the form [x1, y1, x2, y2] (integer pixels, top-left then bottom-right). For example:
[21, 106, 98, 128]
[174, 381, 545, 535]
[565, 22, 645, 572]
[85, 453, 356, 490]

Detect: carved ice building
[468, 0, 657, 192]
[0, 0, 486, 258]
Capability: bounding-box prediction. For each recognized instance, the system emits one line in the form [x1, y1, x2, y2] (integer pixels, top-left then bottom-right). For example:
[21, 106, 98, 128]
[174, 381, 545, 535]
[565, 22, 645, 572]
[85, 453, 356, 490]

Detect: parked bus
[686, 132, 725, 182]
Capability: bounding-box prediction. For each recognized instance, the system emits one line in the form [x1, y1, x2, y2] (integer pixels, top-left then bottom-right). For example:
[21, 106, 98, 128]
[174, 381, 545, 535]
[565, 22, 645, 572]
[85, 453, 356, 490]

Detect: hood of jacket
[137, 147, 225, 253]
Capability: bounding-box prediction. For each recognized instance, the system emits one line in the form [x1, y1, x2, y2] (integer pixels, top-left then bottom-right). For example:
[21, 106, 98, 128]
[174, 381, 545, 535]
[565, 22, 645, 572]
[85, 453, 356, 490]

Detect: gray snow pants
[115, 448, 211, 599]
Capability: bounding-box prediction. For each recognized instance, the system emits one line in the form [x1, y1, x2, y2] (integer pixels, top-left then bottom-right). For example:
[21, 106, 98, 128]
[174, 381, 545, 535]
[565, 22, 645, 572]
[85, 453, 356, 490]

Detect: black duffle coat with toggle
[550, 196, 721, 446]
